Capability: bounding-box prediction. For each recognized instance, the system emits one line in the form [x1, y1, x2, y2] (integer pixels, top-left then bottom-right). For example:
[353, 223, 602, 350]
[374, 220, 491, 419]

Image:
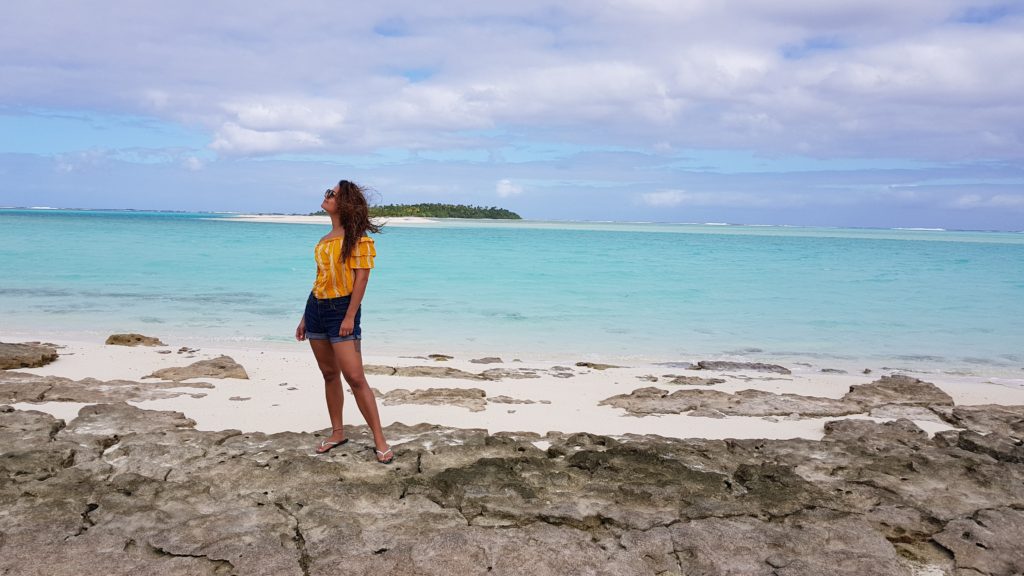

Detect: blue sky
[1, 1, 1022, 230]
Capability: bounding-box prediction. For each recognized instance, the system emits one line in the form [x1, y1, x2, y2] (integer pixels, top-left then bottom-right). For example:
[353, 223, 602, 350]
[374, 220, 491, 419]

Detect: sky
[1, 1, 1022, 230]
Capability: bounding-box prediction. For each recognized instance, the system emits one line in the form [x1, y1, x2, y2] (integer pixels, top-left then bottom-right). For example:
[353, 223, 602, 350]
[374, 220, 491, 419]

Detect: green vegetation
[312, 203, 522, 219]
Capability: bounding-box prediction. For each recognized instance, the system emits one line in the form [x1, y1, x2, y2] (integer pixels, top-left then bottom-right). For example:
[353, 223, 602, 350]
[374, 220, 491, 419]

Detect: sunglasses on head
[324, 180, 351, 199]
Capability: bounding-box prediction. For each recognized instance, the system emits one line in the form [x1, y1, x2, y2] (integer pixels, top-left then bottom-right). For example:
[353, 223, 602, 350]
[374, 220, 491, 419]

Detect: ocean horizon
[2, 208, 1023, 377]
[3, 206, 1023, 234]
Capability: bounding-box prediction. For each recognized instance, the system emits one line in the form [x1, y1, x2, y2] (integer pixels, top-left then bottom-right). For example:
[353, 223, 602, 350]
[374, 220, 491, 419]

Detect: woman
[295, 180, 392, 463]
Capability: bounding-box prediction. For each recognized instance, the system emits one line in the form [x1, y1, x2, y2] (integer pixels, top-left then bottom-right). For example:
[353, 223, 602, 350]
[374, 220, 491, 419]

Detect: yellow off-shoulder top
[312, 236, 376, 299]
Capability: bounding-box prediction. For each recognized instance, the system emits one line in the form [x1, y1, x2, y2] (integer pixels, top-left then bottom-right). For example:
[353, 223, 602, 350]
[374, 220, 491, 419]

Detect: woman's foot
[315, 429, 348, 454]
[315, 438, 348, 454]
[375, 446, 394, 464]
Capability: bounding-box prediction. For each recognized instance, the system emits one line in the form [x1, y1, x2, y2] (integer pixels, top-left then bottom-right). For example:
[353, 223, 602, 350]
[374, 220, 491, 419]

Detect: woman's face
[321, 183, 341, 213]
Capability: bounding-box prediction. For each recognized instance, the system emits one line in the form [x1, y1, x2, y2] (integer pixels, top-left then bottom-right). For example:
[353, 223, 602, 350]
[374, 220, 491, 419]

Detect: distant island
[312, 203, 521, 219]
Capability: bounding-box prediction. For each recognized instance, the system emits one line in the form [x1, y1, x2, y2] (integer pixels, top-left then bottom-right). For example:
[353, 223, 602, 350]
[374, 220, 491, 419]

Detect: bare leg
[310, 339, 345, 443]
[334, 339, 391, 460]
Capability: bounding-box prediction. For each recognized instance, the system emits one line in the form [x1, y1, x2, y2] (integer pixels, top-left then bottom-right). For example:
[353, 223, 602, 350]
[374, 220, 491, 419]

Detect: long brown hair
[334, 180, 382, 261]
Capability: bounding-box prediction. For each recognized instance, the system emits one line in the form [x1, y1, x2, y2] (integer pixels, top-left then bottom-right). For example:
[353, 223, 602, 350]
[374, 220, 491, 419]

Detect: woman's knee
[319, 367, 341, 382]
[343, 372, 369, 389]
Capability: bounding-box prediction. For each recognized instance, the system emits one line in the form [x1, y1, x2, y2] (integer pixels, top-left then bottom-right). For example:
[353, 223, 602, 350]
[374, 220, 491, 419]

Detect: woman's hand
[339, 316, 355, 338]
[295, 317, 306, 341]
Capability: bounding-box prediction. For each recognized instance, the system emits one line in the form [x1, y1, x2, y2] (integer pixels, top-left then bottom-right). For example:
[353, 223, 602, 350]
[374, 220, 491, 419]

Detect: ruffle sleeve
[348, 236, 376, 269]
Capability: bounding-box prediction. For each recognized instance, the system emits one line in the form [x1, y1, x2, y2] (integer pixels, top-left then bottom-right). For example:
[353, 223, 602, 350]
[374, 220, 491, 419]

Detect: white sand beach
[9, 336, 1024, 442]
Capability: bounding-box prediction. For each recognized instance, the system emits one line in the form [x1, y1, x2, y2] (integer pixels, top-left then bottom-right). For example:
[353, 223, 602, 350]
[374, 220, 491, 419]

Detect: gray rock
[470, 357, 503, 364]
[932, 507, 1024, 576]
[670, 511, 910, 575]
[143, 355, 249, 381]
[3, 403, 1024, 574]
[0, 342, 59, 369]
[843, 374, 953, 408]
[600, 375, 961, 419]
[956, 430, 1024, 464]
[695, 360, 791, 374]
[0, 405, 67, 455]
[365, 364, 553, 382]
[821, 417, 930, 445]
[575, 362, 624, 370]
[364, 364, 398, 376]
[930, 404, 1024, 440]
[0, 370, 213, 404]
[687, 408, 726, 419]
[105, 333, 166, 347]
[818, 418, 1024, 523]
[428, 354, 454, 362]
[664, 375, 725, 386]
[867, 404, 946, 423]
[394, 366, 485, 380]
[0, 369, 50, 402]
[380, 387, 487, 411]
[479, 368, 541, 380]
[599, 387, 857, 417]
[64, 402, 197, 440]
[487, 395, 551, 405]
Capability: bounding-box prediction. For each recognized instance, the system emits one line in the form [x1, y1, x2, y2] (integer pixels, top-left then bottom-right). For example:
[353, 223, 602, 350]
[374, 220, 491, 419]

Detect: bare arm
[339, 268, 370, 337]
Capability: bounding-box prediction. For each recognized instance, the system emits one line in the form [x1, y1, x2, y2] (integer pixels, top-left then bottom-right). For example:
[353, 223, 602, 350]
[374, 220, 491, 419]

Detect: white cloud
[951, 193, 1024, 209]
[183, 156, 204, 171]
[991, 194, 1024, 208]
[53, 150, 108, 173]
[222, 100, 346, 132]
[951, 194, 983, 208]
[3, 1, 1021, 160]
[210, 123, 323, 155]
[496, 179, 523, 198]
[641, 190, 686, 207]
[642, 189, 810, 208]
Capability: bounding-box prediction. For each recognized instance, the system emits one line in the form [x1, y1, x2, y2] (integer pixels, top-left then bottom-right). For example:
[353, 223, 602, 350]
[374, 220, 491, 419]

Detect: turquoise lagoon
[1, 209, 1022, 374]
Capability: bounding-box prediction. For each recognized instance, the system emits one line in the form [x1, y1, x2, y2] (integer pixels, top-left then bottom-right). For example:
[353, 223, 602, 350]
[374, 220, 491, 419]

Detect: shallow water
[2, 209, 1023, 374]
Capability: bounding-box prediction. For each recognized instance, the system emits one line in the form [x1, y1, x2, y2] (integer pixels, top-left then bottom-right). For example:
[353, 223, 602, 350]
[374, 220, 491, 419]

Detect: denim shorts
[304, 292, 362, 343]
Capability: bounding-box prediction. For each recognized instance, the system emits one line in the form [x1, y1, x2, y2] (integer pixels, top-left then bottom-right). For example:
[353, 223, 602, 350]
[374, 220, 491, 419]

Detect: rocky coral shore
[3, 399, 1024, 575]
[3, 338, 1024, 575]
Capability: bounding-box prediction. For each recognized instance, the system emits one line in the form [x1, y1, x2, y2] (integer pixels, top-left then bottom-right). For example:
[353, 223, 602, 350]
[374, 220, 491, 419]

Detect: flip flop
[314, 438, 349, 454]
[375, 447, 394, 464]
